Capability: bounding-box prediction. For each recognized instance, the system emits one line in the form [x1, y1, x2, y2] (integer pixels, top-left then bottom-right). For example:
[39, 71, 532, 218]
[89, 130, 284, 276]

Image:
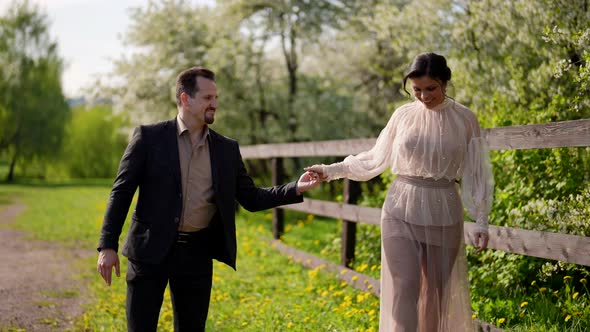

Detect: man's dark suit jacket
[98, 118, 303, 269]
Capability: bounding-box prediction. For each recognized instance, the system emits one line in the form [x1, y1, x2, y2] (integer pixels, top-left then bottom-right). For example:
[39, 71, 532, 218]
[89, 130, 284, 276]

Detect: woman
[306, 53, 493, 332]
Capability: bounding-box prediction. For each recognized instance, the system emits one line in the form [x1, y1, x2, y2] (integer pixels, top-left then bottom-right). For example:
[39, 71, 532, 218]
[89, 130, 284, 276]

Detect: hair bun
[445, 67, 452, 81]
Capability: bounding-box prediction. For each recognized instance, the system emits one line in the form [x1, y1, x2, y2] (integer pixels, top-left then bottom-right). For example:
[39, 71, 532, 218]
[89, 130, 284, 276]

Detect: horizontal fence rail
[281, 201, 590, 267]
[285, 198, 381, 226]
[241, 119, 590, 159]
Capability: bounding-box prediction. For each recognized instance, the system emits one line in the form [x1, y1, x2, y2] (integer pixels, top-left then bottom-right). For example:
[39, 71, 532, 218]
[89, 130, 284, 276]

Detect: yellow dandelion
[340, 269, 348, 275]
[539, 287, 547, 292]
[573, 292, 579, 299]
[581, 278, 587, 284]
[553, 290, 559, 295]
[519, 312, 525, 318]
[472, 314, 476, 320]
[565, 315, 572, 322]
[497, 318, 506, 324]
[352, 275, 359, 281]
[241, 322, 248, 327]
[520, 301, 528, 308]
[531, 280, 537, 286]
[564, 276, 573, 281]
[287, 322, 293, 328]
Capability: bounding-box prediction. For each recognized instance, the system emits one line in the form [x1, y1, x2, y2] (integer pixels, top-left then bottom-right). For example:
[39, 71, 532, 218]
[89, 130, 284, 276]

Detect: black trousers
[126, 229, 213, 332]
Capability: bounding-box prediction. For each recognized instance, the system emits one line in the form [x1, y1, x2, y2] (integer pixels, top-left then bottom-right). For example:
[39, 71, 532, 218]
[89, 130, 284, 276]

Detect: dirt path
[0, 204, 93, 331]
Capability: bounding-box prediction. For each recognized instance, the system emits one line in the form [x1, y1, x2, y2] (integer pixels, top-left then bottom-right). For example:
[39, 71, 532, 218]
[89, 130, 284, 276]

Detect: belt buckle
[177, 232, 190, 243]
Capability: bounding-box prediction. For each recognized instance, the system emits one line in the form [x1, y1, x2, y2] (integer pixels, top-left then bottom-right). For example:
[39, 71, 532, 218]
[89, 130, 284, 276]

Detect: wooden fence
[241, 118, 590, 331]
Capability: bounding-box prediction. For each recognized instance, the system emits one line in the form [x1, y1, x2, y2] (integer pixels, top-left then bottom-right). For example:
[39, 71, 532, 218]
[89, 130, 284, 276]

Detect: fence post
[341, 179, 360, 267]
[272, 157, 284, 239]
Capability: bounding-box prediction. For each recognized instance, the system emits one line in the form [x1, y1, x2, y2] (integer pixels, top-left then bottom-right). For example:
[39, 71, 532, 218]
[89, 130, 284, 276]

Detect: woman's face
[409, 76, 446, 109]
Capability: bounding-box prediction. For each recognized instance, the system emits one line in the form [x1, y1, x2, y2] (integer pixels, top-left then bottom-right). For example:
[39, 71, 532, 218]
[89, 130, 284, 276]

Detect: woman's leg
[380, 235, 423, 332]
[419, 236, 460, 332]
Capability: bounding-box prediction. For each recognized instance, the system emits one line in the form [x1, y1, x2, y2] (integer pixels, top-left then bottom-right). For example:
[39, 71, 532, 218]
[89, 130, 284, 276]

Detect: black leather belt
[176, 228, 210, 244]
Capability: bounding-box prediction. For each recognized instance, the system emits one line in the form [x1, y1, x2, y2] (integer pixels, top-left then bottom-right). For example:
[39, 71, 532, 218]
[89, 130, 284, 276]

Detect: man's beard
[204, 110, 215, 124]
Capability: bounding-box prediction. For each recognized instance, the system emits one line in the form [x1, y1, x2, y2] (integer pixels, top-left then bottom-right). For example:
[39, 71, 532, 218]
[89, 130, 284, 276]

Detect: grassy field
[0, 181, 379, 332]
[2, 180, 588, 331]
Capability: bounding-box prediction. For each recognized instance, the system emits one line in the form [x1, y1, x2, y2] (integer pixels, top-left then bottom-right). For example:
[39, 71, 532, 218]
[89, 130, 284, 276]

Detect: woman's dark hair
[402, 52, 452, 96]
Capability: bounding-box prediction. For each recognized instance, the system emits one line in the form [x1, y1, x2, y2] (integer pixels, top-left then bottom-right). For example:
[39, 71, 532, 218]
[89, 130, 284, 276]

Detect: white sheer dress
[321, 98, 494, 332]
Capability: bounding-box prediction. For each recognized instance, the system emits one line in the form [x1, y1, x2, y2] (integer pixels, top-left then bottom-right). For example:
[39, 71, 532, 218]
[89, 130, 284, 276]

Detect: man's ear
[180, 92, 190, 108]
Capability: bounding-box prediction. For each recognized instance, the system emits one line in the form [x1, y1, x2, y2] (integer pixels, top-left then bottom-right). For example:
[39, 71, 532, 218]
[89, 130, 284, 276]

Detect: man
[97, 67, 320, 331]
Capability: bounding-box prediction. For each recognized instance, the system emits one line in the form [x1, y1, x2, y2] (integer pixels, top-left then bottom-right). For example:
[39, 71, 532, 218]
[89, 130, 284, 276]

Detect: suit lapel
[166, 118, 182, 191]
[208, 129, 221, 195]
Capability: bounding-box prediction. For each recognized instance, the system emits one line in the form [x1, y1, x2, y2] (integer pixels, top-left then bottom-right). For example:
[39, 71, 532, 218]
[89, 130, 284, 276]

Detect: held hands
[97, 248, 120, 286]
[296, 164, 330, 194]
[473, 232, 489, 253]
[304, 165, 328, 181]
[296, 171, 324, 194]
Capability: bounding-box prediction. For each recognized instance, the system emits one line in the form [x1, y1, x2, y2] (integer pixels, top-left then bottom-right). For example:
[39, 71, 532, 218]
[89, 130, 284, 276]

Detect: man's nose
[211, 99, 218, 109]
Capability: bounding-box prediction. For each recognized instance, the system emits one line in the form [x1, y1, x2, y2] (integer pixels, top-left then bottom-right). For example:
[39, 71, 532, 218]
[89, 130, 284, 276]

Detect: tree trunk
[7, 149, 18, 182]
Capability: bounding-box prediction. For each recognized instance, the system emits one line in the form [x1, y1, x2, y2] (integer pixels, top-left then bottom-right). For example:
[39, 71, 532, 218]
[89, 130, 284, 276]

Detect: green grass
[275, 210, 382, 279]
[0, 181, 379, 332]
[3, 180, 586, 331]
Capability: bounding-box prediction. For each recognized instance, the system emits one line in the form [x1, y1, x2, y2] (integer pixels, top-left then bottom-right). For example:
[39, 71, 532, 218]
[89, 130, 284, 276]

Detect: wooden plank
[272, 158, 284, 239]
[241, 138, 375, 159]
[465, 222, 590, 266]
[486, 119, 590, 150]
[241, 119, 590, 159]
[268, 239, 380, 296]
[341, 180, 360, 267]
[282, 199, 381, 225]
[281, 201, 590, 266]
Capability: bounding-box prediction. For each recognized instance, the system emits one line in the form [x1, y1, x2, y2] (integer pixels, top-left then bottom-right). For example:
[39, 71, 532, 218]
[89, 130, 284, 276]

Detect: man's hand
[296, 171, 323, 194]
[97, 248, 120, 286]
[473, 232, 489, 253]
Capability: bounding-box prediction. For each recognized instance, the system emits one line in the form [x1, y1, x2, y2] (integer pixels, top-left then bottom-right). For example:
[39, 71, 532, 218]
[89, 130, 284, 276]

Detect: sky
[0, 0, 215, 98]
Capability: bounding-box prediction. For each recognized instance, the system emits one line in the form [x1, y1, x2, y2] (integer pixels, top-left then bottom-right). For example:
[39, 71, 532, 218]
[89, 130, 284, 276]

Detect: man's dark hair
[402, 53, 452, 96]
[175, 67, 216, 107]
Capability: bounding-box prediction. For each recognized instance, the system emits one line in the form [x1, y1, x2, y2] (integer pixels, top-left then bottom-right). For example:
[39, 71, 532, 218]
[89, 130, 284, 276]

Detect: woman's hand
[304, 165, 328, 181]
[473, 232, 489, 253]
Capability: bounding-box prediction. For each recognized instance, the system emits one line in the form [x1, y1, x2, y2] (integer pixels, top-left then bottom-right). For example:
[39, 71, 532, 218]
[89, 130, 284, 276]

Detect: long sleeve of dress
[323, 111, 398, 182]
[461, 118, 494, 234]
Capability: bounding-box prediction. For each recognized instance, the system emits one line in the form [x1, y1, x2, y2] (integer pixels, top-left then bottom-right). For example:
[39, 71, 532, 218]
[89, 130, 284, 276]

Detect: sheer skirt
[379, 177, 474, 332]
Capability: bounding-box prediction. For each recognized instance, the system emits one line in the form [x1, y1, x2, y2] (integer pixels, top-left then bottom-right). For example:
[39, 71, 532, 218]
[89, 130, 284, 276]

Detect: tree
[0, 0, 69, 181]
[220, 0, 353, 141]
[61, 105, 128, 178]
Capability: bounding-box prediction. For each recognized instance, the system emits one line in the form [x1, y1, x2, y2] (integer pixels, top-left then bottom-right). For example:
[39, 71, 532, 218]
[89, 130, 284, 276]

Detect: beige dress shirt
[176, 115, 217, 232]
